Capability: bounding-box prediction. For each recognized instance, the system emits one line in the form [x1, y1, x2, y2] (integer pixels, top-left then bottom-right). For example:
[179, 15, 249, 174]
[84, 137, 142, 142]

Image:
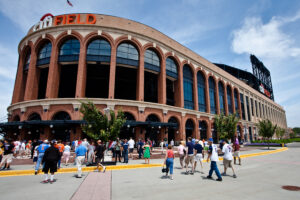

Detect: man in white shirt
[206, 138, 222, 181]
[222, 140, 237, 178]
[128, 137, 135, 159]
[170, 139, 174, 146]
[82, 138, 89, 149]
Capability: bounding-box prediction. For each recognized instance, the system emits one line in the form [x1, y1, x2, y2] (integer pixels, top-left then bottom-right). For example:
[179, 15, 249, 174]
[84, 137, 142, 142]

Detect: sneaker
[216, 178, 223, 181]
[35, 171, 38, 175]
[221, 172, 226, 176]
[49, 180, 54, 184]
[233, 174, 237, 178]
[42, 180, 48, 183]
[190, 172, 194, 175]
[185, 171, 189, 175]
[103, 166, 106, 173]
[207, 176, 213, 179]
[76, 175, 82, 178]
[170, 177, 173, 180]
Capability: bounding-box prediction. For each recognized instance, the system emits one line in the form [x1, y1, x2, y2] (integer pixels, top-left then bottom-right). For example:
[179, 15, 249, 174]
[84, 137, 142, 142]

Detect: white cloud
[231, 12, 300, 59]
[0, 44, 18, 79]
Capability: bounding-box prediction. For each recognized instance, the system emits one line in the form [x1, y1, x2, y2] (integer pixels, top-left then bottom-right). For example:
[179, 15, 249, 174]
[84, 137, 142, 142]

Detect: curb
[0, 147, 288, 177]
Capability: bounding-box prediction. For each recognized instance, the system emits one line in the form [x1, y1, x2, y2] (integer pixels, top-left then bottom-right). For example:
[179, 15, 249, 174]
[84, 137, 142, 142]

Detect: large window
[37, 42, 52, 66]
[227, 86, 233, 114]
[218, 82, 225, 114]
[234, 89, 239, 117]
[197, 72, 206, 112]
[24, 51, 31, 71]
[251, 98, 254, 116]
[240, 94, 245, 120]
[58, 38, 80, 62]
[246, 96, 251, 121]
[255, 100, 258, 117]
[87, 39, 111, 62]
[183, 65, 194, 109]
[209, 77, 216, 114]
[259, 102, 262, 117]
[116, 43, 139, 66]
[166, 57, 178, 79]
[144, 49, 160, 72]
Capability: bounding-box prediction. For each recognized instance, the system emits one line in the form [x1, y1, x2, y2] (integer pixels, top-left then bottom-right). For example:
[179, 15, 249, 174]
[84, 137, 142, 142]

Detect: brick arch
[123, 111, 138, 121]
[145, 113, 162, 122]
[166, 115, 180, 125]
[114, 35, 143, 56]
[50, 110, 73, 120]
[12, 115, 21, 121]
[33, 34, 55, 55]
[20, 43, 33, 64]
[181, 61, 196, 76]
[196, 68, 208, 80]
[142, 43, 165, 62]
[26, 111, 42, 121]
[164, 54, 181, 74]
[183, 117, 196, 129]
[54, 30, 84, 49]
[83, 31, 115, 49]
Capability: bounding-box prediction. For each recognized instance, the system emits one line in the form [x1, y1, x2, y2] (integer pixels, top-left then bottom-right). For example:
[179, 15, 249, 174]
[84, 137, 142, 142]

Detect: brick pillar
[237, 90, 242, 120]
[178, 66, 184, 108]
[12, 54, 26, 104]
[75, 41, 87, 98]
[224, 85, 229, 115]
[231, 88, 235, 114]
[180, 116, 185, 141]
[215, 81, 220, 115]
[207, 120, 212, 139]
[158, 58, 166, 104]
[24, 49, 38, 100]
[46, 45, 59, 98]
[137, 51, 144, 101]
[205, 77, 210, 113]
[195, 120, 200, 139]
[108, 45, 116, 99]
[193, 72, 199, 111]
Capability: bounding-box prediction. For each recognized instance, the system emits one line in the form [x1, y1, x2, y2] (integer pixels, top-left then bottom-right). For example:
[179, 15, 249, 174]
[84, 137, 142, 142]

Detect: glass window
[24, 51, 31, 70]
[234, 90, 239, 117]
[59, 39, 80, 56]
[38, 42, 52, 60]
[218, 82, 225, 114]
[117, 43, 138, 60]
[255, 100, 258, 117]
[183, 65, 194, 109]
[209, 77, 216, 114]
[166, 57, 178, 79]
[144, 49, 160, 66]
[197, 72, 206, 112]
[251, 98, 254, 116]
[246, 96, 251, 121]
[87, 39, 111, 56]
[227, 86, 233, 114]
[240, 94, 245, 120]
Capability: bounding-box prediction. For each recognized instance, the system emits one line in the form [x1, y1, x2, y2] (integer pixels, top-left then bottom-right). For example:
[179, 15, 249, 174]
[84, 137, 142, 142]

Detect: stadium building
[0, 13, 287, 143]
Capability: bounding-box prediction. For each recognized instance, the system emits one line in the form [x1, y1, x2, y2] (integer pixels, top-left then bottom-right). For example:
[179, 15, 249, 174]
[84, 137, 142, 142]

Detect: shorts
[233, 151, 240, 157]
[43, 161, 58, 174]
[185, 154, 194, 165]
[194, 154, 203, 162]
[96, 155, 103, 164]
[223, 159, 233, 168]
[33, 157, 38, 162]
[129, 148, 134, 153]
[0, 154, 13, 165]
[179, 154, 185, 162]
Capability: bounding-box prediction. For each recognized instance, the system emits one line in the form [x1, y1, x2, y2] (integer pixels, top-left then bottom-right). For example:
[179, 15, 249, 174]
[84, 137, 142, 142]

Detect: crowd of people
[0, 136, 242, 183]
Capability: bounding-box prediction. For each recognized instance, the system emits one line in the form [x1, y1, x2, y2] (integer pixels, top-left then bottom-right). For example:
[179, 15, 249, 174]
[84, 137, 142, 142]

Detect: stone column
[108, 45, 117, 99]
[158, 57, 166, 104]
[137, 50, 144, 101]
[24, 49, 38, 100]
[45, 45, 60, 98]
[75, 41, 87, 98]
[193, 72, 199, 111]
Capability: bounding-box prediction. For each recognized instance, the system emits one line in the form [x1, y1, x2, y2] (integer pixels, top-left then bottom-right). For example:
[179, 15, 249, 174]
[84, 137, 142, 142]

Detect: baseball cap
[208, 138, 213, 142]
[44, 139, 49, 143]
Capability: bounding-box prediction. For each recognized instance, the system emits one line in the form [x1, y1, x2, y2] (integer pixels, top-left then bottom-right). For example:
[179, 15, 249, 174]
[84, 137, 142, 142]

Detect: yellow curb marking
[0, 147, 288, 177]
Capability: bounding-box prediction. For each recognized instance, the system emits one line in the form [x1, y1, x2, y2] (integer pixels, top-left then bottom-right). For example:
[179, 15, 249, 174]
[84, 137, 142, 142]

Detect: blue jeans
[35, 153, 44, 171]
[166, 158, 174, 174]
[209, 161, 222, 179]
[123, 150, 128, 163]
[138, 148, 143, 159]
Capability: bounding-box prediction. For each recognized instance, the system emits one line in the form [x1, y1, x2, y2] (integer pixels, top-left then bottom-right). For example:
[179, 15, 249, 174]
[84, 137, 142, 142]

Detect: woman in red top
[164, 145, 175, 180]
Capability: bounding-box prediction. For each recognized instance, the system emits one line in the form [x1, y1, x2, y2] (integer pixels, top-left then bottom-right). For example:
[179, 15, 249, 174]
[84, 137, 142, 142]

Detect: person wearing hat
[35, 140, 50, 175]
[42, 140, 61, 183]
[221, 140, 237, 178]
[206, 138, 222, 181]
[194, 139, 204, 173]
[75, 141, 87, 178]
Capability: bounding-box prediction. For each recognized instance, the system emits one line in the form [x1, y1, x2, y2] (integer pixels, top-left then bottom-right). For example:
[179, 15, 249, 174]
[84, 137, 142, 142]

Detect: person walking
[122, 139, 129, 163]
[194, 139, 204, 173]
[128, 137, 135, 159]
[35, 140, 50, 175]
[75, 141, 87, 178]
[42, 140, 60, 183]
[143, 141, 151, 164]
[56, 140, 64, 169]
[137, 139, 144, 159]
[160, 140, 164, 155]
[62, 142, 71, 166]
[0, 140, 14, 170]
[87, 141, 95, 165]
[222, 140, 237, 178]
[206, 138, 222, 181]
[31, 139, 38, 159]
[94, 140, 106, 172]
[114, 139, 122, 162]
[233, 141, 241, 165]
[185, 137, 195, 175]
[33, 141, 41, 168]
[177, 141, 185, 169]
[164, 145, 175, 180]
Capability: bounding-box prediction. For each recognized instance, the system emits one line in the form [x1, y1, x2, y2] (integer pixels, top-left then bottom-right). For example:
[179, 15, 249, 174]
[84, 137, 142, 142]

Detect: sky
[0, 0, 299, 127]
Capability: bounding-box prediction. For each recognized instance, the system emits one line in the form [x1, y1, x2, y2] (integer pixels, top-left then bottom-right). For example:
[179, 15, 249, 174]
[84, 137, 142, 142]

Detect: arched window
[166, 57, 178, 79]
[124, 112, 135, 121]
[209, 77, 216, 114]
[87, 39, 111, 62]
[199, 120, 208, 140]
[185, 119, 194, 140]
[218, 82, 225, 114]
[37, 42, 52, 66]
[227, 86, 233, 114]
[197, 72, 206, 112]
[52, 111, 71, 120]
[24, 51, 31, 71]
[234, 89, 239, 117]
[240, 93, 246, 120]
[116, 43, 139, 66]
[183, 65, 194, 110]
[146, 114, 160, 122]
[28, 113, 41, 121]
[144, 49, 160, 72]
[58, 38, 80, 62]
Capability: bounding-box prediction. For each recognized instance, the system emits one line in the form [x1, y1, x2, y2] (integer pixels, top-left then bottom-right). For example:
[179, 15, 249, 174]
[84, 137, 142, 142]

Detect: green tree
[257, 120, 277, 149]
[275, 127, 285, 140]
[214, 113, 239, 141]
[214, 113, 226, 141]
[80, 101, 126, 142]
[292, 127, 300, 135]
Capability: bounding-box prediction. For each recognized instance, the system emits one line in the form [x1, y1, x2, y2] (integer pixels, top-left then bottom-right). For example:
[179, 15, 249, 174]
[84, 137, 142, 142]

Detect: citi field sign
[33, 13, 97, 32]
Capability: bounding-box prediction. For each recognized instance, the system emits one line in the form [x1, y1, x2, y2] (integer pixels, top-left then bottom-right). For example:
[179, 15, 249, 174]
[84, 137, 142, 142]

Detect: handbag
[162, 166, 169, 173]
